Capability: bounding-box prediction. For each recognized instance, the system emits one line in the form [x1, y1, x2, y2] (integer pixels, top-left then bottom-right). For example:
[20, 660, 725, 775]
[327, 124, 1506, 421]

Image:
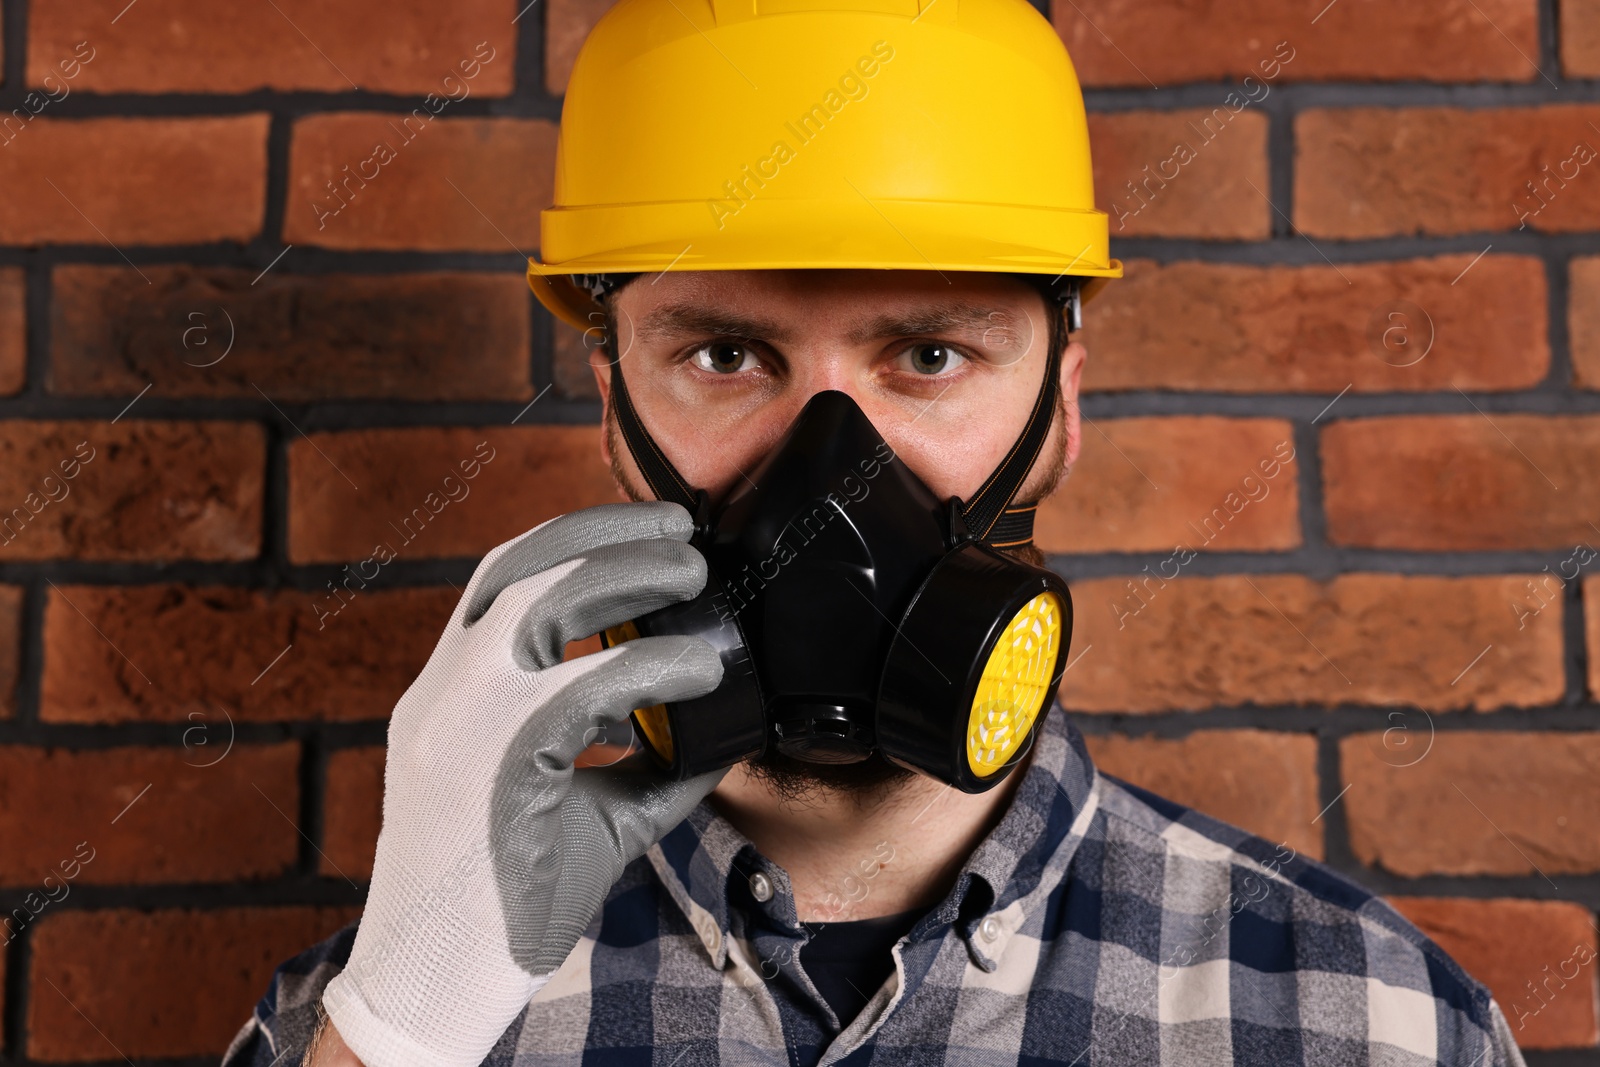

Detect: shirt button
[979, 916, 1001, 942]
[749, 871, 774, 902]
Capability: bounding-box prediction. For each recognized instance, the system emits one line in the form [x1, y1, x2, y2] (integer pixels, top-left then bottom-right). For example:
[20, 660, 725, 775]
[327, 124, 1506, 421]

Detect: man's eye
[689, 341, 759, 374]
[901, 342, 967, 375]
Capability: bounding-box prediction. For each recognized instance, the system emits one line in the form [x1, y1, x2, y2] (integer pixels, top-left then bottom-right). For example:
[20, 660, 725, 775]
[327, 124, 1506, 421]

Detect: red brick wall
[0, 0, 1595, 1061]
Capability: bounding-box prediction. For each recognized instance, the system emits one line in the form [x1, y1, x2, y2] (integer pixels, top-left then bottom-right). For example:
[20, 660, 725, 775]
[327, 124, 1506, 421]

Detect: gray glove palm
[323, 501, 726, 1067]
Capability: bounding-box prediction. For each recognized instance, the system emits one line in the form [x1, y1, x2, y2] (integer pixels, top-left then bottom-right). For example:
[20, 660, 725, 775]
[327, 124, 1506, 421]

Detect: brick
[50, 265, 533, 401]
[0, 116, 267, 245]
[1084, 730, 1322, 860]
[0, 421, 262, 562]
[1053, 0, 1539, 87]
[1033, 416, 1300, 555]
[1062, 574, 1562, 714]
[288, 426, 619, 563]
[1322, 415, 1600, 551]
[1343, 732, 1600, 877]
[0, 267, 22, 396]
[1089, 109, 1269, 239]
[0, 743, 297, 888]
[323, 745, 384, 880]
[28, 906, 361, 1059]
[1296, 106, 1600, 239]
[27, 2, 512, 95]
[40, 585, 454, 724]
[1564, 0, 1600, 78]
[1081, 255, 1547, 394]
[1387, 897, 1599, 1049]
[552, 316, 602, 401]
[547, 0, 619, 94]
[1587, 577, 1600, 702]
[0, 585, 18, 719]
[284, 114, 556, 251]
[1572, 256, 1600, 390]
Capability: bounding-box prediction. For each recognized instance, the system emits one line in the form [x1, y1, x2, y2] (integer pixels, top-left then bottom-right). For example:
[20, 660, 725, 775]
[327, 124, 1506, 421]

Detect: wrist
[305, 1005, 365, 1067]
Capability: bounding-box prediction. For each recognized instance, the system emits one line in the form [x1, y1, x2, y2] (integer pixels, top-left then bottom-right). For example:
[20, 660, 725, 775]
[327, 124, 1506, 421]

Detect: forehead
[611, 268, 1046, 340]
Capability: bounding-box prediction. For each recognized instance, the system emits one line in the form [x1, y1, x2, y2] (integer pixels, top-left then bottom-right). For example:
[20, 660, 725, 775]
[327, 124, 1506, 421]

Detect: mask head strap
[592, 274, 1081, 550]
[605, 356, 708, 531]
[955, 278, 1078, 545]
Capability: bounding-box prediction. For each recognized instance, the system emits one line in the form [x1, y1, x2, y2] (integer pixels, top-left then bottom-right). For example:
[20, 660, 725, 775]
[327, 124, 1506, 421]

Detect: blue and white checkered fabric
[223, 701, 1526, 1066]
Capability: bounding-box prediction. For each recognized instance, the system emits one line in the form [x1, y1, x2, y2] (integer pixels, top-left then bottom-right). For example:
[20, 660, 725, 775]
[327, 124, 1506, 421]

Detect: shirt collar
[645, 699, 1101, 972]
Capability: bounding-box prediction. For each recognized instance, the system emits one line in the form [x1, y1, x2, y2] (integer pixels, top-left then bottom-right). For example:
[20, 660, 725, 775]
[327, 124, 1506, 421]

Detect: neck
[707, 745, 1035, 923]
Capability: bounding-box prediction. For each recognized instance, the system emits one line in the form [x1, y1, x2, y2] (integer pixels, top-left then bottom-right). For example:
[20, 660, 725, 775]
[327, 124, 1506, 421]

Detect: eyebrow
[635, 304, 795, 345]
[633, 301, 1024, 349]
[843, 304, 1022, 347]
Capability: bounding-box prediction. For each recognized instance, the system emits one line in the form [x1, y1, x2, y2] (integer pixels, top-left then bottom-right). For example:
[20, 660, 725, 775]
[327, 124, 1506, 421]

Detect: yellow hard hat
[526, 0, 1123, 332]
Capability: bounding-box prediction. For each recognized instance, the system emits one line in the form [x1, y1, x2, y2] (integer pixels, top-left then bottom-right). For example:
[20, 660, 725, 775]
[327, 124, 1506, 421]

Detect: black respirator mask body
[599, 282, 1079, 794]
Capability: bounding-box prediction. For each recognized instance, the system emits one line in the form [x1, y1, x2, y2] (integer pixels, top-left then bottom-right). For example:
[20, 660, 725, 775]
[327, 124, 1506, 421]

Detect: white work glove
[322, 501, 728, 1067]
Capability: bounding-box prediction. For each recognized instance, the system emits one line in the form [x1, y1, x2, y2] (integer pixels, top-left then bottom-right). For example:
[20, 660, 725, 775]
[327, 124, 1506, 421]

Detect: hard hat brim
[528, 236, 1123, 333]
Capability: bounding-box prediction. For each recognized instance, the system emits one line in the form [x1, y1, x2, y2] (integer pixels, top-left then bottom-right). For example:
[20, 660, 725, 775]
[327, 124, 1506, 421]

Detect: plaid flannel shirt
[223, 700, 1527, 1066]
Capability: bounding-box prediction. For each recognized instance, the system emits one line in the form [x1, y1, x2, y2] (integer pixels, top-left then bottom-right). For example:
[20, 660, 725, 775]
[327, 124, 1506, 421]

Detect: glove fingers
[488, 634, 722, 834]
[484, 537, 709, 672]
[580, 762, 731, 867]
[485, 638, 716, 852]
[488, 635, 721, 972]
[532, 634, 724, 771]
[518, 821, 618, 976]
[457, 501, 693, 629]
[493, 731, 731, 979]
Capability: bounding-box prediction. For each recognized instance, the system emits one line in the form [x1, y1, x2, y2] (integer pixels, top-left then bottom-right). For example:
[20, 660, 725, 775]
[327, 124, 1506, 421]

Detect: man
[223, 0, 1529, 1064]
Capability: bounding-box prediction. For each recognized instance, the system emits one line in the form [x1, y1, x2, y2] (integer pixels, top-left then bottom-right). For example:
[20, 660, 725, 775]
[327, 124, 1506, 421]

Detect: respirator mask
[593, 275, 1082, 794]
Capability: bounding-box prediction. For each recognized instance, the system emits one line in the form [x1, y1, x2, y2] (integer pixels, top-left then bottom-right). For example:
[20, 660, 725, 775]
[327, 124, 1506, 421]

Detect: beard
[740, 746, 921, 809]
[601, 389, 1068, 804]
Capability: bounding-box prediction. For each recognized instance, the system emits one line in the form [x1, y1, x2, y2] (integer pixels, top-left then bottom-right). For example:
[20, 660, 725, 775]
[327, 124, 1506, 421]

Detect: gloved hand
[322, 501, 728, 1067]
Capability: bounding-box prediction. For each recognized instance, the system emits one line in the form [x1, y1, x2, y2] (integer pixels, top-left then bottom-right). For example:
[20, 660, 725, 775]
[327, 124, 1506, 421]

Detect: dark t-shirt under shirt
[798, 905, 928, 1027]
